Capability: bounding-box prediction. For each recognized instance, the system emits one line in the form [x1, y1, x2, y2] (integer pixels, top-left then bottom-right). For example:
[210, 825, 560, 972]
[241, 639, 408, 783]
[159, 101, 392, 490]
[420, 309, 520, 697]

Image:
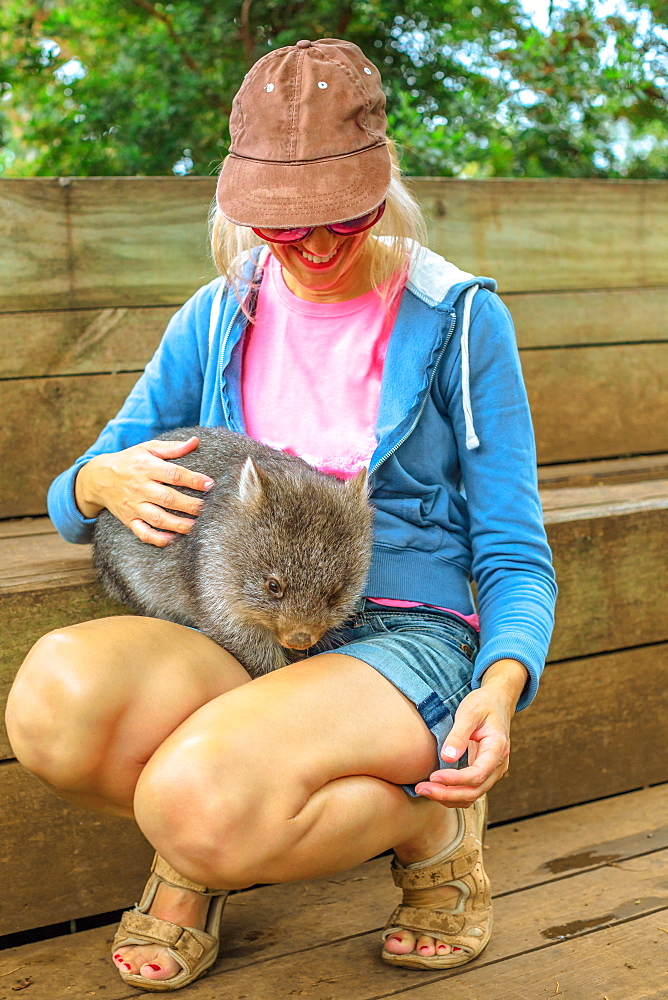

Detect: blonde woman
[6, 38, 556, 993]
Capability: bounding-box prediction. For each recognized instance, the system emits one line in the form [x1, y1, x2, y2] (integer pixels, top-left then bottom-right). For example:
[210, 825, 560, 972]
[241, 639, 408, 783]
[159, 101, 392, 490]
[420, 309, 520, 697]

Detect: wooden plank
[0, 372, 139, 519]
[1, 179, 667, 312]
[0, 763, 154, 937]
[545, 502, 668, 660]
[525, 342, 668, 463]
[0, 180, 70, 312]
[1, 784, 666, 985]
[412, 177, 668, 293]
[2, 838, 666, 998]
[504, 285, 668, 348]
[67, 177, 217, 309]
[538, 453, 668, 488]
[397, 914, 668, 999]
[2, 285, 666, 382]
[0, 306, 174, 379]
[490, 643, 668, 821]
[0, 518, 57, 541]
[0, 584, 128, 760]
[0, 532, 94, 594]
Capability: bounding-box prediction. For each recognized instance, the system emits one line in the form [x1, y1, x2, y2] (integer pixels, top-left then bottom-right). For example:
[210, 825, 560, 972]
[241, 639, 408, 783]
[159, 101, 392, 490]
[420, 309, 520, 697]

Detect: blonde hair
[208, 136, 429, 322]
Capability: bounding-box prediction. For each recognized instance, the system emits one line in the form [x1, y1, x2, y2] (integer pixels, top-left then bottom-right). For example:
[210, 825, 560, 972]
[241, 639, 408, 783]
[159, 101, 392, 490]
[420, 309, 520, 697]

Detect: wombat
[92, 426, 374, 678]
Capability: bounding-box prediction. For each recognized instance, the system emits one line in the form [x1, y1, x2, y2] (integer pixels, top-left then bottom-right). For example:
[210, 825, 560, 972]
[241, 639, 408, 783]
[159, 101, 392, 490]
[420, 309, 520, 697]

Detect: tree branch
[131, 0, 199, 72]
[239, 0, 255, 64]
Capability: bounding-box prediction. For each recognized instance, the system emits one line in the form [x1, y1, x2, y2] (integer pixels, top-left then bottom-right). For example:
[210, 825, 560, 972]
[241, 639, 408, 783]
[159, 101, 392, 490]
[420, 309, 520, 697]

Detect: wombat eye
[266, 578, 284, 598]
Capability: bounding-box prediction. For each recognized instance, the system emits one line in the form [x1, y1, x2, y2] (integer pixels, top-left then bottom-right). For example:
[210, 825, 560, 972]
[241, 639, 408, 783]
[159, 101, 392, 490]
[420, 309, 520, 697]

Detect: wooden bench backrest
[1, 177, 666, 518]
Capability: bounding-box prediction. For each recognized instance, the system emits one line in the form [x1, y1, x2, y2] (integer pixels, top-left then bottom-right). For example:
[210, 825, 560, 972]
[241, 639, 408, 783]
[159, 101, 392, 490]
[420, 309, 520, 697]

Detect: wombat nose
[283, 632, 314, 650]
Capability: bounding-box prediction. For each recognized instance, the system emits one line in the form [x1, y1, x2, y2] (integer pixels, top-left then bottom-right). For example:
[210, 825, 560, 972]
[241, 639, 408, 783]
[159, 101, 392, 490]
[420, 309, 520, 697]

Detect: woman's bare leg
[128, 652, 464, 978]
[5, 616, 251, 817]
[5, 615, 253, 981]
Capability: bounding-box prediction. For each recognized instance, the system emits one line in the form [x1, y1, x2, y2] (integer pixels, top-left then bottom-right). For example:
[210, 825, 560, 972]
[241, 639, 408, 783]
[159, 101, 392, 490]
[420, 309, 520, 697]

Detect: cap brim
[216, 144, 391, 228]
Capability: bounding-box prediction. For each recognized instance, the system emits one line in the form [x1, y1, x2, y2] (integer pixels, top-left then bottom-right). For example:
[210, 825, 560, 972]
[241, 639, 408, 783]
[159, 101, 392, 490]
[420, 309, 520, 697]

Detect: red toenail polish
[124, 963, 132, 970]
[113, 954, 121, 959]
[147, 965, 162, 971]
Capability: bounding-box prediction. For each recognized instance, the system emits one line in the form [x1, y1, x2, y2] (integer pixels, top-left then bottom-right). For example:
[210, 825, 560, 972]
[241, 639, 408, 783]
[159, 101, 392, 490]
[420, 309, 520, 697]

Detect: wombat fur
[92, 426, 374, 678]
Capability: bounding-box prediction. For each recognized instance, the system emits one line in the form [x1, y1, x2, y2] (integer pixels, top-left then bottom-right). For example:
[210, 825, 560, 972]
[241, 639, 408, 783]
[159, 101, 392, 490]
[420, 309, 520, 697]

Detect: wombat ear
[347, 466, 369, 498]
[238, 456, 265, 505]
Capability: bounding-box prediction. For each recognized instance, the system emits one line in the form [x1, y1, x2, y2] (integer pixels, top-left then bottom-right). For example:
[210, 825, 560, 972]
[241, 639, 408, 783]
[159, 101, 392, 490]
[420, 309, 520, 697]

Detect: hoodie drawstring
[461, 283, 480, 450]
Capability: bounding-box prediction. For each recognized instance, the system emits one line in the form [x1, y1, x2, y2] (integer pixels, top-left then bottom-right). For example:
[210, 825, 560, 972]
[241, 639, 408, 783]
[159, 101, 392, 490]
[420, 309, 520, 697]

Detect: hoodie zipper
[369, 309, 457, 476]
[216, 304, 242, 430]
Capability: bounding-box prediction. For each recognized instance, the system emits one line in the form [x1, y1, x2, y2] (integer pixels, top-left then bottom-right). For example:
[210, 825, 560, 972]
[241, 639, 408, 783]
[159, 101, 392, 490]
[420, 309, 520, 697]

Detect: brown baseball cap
[216, 38, 391, 228]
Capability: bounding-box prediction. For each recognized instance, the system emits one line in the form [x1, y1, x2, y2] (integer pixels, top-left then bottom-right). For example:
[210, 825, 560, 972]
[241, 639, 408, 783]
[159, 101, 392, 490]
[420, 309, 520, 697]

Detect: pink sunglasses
[250, 201, 386, 244]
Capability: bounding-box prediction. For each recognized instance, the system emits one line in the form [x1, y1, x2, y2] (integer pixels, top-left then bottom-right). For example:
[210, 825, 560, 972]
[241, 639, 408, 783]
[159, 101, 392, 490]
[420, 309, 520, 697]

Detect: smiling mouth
[297, 245, 341, 263]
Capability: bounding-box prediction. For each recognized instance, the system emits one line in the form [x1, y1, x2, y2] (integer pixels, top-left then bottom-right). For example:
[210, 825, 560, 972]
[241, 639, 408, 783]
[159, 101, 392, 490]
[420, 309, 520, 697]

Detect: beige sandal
[111, 852, 229, 992]
[381, 794, 492, 969]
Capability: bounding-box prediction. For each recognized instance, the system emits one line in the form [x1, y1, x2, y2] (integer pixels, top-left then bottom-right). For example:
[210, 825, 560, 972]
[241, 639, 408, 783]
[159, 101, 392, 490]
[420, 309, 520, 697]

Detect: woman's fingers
[434, 735, 510, 788]
[127, 518, 177, 547]
[147, 455, 215, 495]
[133, 502, 197, 536]
[415, 759, 509, 805]
[142, 479, 207, 517]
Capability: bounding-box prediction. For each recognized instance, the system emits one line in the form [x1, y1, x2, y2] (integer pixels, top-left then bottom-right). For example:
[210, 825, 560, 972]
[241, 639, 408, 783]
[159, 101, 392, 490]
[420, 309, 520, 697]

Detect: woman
[5, 38, 557, 993]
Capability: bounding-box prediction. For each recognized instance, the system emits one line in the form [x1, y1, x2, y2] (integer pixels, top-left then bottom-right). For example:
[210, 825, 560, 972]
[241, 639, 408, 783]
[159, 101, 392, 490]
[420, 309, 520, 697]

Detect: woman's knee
[5, 624, 125, 785]
[133, 728, 301, 887]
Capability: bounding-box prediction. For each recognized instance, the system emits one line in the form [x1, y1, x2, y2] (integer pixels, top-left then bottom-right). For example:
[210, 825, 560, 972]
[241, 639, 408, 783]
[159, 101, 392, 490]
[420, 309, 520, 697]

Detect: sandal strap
[384, 903, 467, 938]
[390, 849, 479, 890]
[112, 909, 212, 971]
[151, 852, 226, 896]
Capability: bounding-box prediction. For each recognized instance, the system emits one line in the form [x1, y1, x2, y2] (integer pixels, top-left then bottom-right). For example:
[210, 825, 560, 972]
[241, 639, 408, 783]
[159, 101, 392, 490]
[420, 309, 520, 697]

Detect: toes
[112, 948, 180, 981]
[416, 935, 437, 957]
[139, 961, 179, 981]
[384, 930, 418, 954]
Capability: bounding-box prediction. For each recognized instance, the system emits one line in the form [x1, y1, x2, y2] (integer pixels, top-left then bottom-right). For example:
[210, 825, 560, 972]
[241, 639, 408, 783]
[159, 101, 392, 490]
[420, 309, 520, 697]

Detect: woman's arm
[48, 279, 222, 544]
[420, 289, 558, 804]
[440, 290, 558, 712]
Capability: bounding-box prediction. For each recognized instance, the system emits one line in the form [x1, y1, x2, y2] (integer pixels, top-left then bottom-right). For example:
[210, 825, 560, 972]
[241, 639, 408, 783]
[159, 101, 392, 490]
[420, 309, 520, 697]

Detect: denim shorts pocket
[372, 612, 479, 662]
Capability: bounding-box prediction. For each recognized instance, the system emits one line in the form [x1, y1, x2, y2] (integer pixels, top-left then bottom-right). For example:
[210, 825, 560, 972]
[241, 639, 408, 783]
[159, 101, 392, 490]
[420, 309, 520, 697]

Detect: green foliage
[1, 0, 666, 178]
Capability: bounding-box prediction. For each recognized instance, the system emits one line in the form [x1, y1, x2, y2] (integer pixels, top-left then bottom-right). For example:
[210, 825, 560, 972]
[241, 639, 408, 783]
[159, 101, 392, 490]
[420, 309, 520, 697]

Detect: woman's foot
[112, 881, 210, 982]
[381, 796, 491, 966]
[383, 802, 464, 959]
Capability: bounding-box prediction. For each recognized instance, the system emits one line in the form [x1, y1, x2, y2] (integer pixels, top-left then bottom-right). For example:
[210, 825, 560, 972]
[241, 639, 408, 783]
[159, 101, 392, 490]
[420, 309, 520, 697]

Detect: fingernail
[416, 789, 431, 797]
[146, 964, 162, 971]
[442, 746, 458, 759]
[203, 479, 215, 490]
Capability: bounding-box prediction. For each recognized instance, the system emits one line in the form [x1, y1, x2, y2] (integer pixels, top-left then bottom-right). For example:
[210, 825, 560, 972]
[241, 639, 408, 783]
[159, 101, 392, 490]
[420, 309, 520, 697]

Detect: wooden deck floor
[1, 784, 667, 1000]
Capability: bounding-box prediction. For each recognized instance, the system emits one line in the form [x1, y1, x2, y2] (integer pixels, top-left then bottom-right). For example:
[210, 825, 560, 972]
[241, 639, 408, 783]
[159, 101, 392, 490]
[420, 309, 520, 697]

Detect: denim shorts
[301, 598, 480, 798]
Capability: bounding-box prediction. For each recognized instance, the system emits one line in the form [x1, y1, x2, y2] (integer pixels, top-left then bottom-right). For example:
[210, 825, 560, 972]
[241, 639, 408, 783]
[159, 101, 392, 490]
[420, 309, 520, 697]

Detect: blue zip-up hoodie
[48, 239, 557, 711]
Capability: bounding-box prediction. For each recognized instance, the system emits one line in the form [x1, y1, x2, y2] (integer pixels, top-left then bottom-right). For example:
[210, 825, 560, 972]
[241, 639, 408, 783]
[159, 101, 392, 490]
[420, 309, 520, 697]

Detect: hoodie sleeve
[47, 281, 220, 544]
[444, 289, 558, 711]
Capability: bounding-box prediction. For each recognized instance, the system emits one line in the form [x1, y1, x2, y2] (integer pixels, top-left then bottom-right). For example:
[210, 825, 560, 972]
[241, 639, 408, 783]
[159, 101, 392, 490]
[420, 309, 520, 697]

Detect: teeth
[299, 246, 339, 263]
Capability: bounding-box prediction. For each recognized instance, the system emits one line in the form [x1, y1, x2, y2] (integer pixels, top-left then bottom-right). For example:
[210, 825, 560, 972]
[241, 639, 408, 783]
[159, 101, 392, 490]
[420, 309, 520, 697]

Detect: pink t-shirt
[241, 251, 480, 633]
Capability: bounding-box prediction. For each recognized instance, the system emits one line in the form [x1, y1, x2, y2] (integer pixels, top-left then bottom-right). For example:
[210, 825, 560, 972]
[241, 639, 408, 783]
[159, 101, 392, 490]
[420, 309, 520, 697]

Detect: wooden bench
[1, 177, 667, 941]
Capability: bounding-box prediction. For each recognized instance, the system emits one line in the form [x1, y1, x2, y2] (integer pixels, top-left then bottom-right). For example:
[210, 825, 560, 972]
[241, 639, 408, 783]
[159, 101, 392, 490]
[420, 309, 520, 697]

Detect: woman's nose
[299, 226, 340, 255]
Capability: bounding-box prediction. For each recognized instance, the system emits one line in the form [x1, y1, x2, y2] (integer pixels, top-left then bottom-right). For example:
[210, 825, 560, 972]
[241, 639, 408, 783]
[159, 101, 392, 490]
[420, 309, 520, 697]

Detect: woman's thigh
[5, 616, 251, 808]
[136, 651, 439, 821]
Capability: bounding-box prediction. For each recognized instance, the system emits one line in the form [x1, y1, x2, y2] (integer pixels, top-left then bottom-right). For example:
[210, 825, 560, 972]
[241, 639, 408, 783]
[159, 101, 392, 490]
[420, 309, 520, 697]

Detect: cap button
[296, 39, 312, 48]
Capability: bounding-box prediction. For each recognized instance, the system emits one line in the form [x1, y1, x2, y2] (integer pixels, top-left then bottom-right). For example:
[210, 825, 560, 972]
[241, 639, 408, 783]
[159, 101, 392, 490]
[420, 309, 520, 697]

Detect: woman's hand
[414, 658, 528, 806]
[74, 436, 216, 547]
